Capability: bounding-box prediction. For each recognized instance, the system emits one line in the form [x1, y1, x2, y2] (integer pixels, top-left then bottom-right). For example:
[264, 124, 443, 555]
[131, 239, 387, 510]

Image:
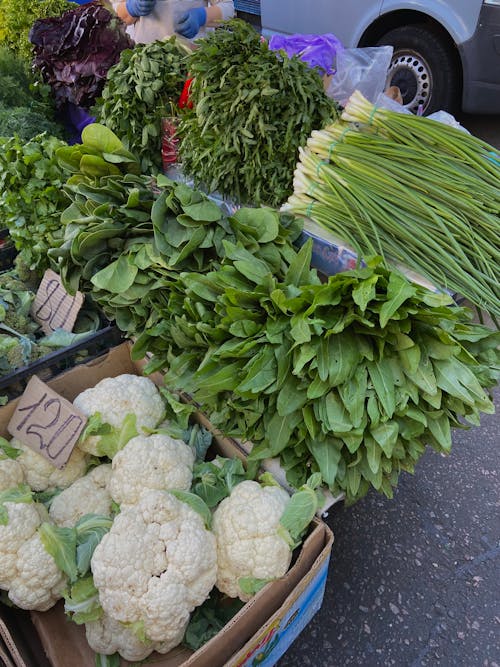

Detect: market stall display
[0, 4, 498, 665]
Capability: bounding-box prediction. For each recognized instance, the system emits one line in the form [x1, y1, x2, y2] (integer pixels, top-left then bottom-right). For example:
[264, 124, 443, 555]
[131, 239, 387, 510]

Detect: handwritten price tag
[7, 377, 87, 469]
[31, 269, 84, 335]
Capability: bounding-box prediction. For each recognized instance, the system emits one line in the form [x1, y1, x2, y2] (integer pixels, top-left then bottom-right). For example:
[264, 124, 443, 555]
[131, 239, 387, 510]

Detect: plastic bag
[326, 46, 393, 106]
[268, 33, 343, 75]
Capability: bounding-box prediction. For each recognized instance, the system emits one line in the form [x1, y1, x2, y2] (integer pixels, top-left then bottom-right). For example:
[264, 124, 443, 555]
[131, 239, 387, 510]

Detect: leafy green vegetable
[168, 490, 213, 530]
[39, 513, 113, 583]
[0, 436, 21, 459]
[0, 105, 65, 140]
[183, 591, 245, 651]
[279, 475, 322, 548]
[0, 0, 75, 61]
[178, 19, 338, 207]
[238, 577, 272, 596]
[0, 484, 33, 525]
[64, 575, 103, 625]
[95, 653, 120, 667]
[94, 37, 189, 174]
[191, 456, 256, 507]
[38, 522, 78, 582]
[160, 253, 499, 503]
[78, 413, 139, 459]
[0, 133, 69, 275]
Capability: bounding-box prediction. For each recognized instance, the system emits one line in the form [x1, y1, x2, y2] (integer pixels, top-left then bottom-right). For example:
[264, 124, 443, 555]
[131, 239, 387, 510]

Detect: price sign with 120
[7, 377, 87, 469]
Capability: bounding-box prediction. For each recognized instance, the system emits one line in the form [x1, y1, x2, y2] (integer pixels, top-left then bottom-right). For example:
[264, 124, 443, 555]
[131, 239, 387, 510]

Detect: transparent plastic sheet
[326, 46, 393, 106]
[268, 33, 343, 75]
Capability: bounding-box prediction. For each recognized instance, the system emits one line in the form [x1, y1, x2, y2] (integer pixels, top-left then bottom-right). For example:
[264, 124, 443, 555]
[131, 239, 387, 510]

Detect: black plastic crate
[0, 324, 123, 403]
[0, 229, 16, 272]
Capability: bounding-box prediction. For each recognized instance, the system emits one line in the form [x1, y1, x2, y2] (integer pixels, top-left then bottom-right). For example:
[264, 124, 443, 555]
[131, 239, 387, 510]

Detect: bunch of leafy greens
[0, 133, 69, 275]
[0, 46, 65, 139]
[30, 2, 134, 109]
[0, 46, 34, 107]
[0, 106, 65, 140]
[157, 250, 499, 504]
[50, 156, 302, 352]
[178, 19, 338, 207]
[94, 37, 190, 174]
[0, 0, 75, 61]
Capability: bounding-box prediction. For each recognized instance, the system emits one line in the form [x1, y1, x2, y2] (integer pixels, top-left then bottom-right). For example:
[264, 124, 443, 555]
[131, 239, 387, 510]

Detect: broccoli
[0, 335, 28, 371]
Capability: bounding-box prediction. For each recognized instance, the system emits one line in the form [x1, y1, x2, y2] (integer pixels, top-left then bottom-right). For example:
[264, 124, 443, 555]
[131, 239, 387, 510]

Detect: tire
[376, 24, 459, 115]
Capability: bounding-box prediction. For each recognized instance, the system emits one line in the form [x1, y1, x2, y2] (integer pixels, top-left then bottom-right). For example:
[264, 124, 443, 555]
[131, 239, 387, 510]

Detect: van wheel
[376, 24, 459, 115]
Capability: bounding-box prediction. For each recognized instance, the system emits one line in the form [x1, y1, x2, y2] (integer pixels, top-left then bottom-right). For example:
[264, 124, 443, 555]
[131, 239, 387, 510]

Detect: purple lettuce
[30, 1, 134, 109]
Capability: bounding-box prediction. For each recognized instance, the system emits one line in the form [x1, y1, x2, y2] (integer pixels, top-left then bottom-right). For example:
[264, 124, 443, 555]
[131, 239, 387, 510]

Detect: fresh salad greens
[159, 250, 498, 504]
[0, 133, 69, 275]
[94, 37, 190, 174]
[178, 19, 338, 207]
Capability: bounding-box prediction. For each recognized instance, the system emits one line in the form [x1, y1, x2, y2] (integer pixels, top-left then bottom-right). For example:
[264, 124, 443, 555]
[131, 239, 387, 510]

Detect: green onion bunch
[285, 91, 500, 321]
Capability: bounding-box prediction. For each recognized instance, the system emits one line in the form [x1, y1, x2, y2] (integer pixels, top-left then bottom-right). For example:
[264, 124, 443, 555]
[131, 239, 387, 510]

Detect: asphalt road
[278, 115, 500, 667]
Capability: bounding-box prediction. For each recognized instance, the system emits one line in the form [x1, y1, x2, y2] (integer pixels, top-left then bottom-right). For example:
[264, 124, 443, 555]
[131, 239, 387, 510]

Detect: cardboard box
[0, 343, 334, 667]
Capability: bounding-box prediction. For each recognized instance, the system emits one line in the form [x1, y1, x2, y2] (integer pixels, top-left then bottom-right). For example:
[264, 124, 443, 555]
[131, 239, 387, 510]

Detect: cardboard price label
[7, 377, 87, 469]
[31, 269, 84, 334]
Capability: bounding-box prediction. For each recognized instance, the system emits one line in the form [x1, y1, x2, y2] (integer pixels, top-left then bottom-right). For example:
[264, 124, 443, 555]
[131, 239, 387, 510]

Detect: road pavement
[278, 116, 500, 667]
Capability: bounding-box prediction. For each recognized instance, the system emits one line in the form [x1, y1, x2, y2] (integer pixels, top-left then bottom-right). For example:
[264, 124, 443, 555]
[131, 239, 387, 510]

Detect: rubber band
[307, 182, 318, 197]
[316, 159, 328, 176]
[368, 104, 379, 124]
[328, 127, 351, 159]
[306, 201, 314, 218]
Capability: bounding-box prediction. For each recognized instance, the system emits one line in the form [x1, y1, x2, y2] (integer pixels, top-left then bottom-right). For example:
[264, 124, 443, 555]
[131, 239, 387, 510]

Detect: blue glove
[126, 0, 156, 17]
[174, 7, 207, 39]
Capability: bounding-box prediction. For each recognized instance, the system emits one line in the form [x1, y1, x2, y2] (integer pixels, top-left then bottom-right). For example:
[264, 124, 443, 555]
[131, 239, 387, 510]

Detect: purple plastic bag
[269, 33, 343, 75]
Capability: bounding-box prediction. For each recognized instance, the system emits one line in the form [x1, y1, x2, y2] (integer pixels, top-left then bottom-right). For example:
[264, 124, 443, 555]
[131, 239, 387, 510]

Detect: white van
[235, 0, 500, 115]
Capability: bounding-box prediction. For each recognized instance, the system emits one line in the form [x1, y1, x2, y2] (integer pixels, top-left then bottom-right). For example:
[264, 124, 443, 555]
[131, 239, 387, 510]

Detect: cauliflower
[109, 434, 195, 509]
[10, 438, 88, 492]
[91, 490, 217, 658]
[0, 496, 47, 588]
[0, 458, 24, 492]
[7, 531, 67, 611]
[49, 464, 113, 527]
[74, 374, 165, 457]
[212, 480, 292, 601]
[85, 612, 172, 662]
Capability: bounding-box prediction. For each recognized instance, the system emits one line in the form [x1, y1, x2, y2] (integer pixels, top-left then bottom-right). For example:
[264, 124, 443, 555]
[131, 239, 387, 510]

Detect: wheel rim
[386, 49, 433, 114]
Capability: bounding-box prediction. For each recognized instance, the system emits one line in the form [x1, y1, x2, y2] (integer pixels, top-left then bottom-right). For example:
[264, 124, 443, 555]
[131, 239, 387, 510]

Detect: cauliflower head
[109, 434, 195, 509]
[7, 531, 67, 611]
[0, 458, 24, 492]
[85, 612, 173, 662]
[212, 480, 292, 601]
[91, 490, 217, 654]
[49, 464, 113, 527]
[0, 499, 48, 588]
[10, 438, 88, 492]
[74, 374, 165, 456]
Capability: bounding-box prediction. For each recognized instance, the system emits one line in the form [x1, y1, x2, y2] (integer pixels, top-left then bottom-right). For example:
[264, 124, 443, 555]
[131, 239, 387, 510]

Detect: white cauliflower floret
[7, 532, 67, 611]
[0, 501, 47, 588]
[10, 438, 87, 492]
[74, 374, 165, 456]
[85, 612, 172, 662]
[212, 480, 292, 601]
[49, 464, 113, 527]
[0, 458, 24, 492]
[91, 490, 217, 658]
[109, 434, 194, 508]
